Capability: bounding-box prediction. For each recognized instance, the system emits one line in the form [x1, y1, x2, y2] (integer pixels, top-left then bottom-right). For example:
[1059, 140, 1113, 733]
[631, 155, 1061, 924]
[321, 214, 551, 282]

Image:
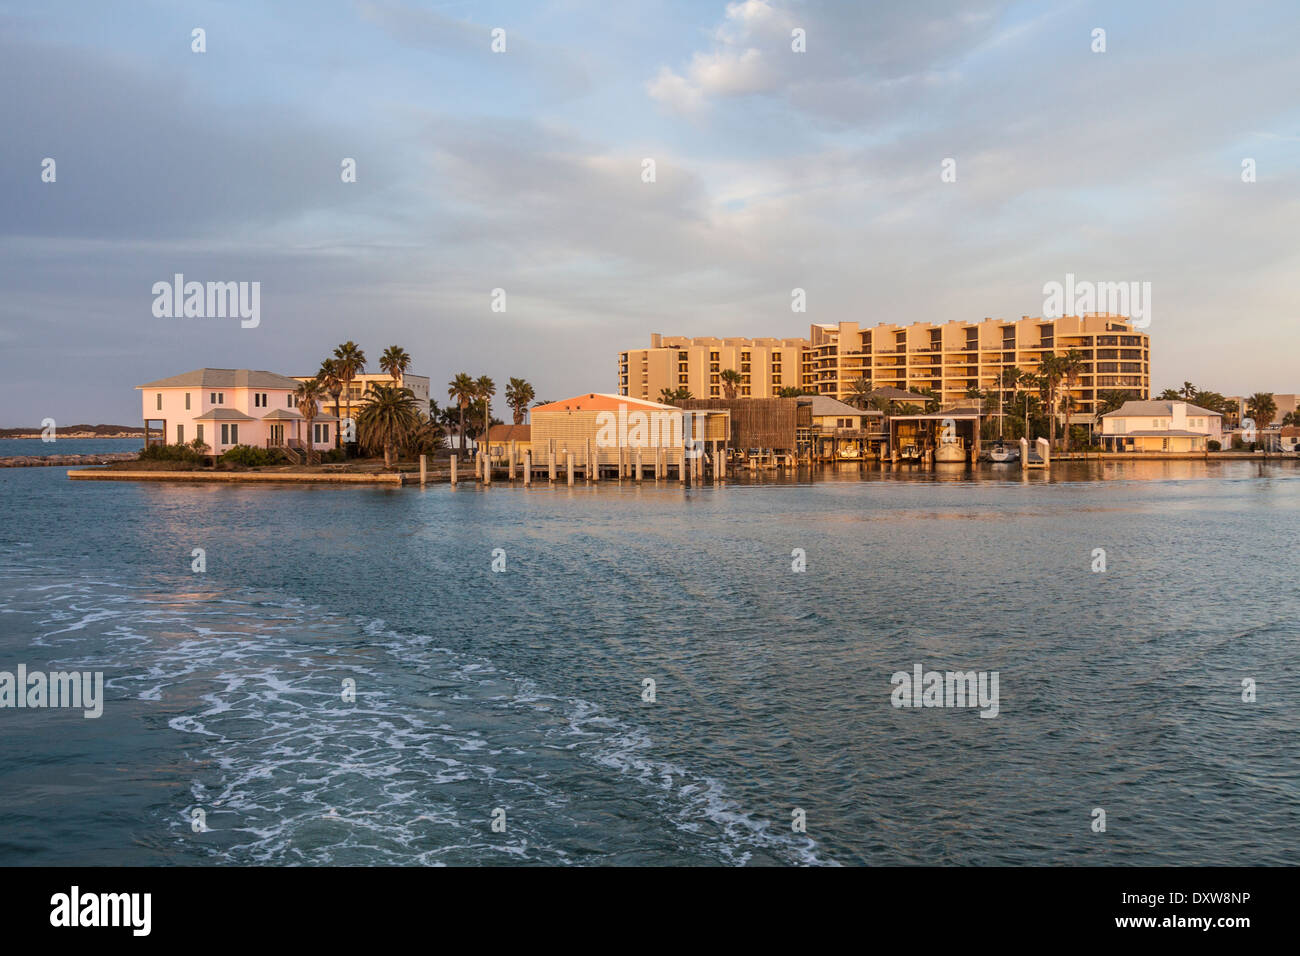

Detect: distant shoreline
[0, 431, 143, 440]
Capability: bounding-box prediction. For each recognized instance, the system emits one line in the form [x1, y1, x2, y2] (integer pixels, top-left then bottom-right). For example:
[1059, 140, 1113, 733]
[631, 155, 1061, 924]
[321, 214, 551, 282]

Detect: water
[1, 460, 1298, 865]
[0, 437, 141, 458]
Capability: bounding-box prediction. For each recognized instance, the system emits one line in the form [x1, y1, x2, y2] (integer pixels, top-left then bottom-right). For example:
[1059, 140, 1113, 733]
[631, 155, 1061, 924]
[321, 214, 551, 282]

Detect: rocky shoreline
[2, 453, 139, 468]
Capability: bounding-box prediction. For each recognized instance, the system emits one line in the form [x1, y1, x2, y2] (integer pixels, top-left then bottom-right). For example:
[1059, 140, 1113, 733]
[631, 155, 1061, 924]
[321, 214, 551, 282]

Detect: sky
[2, 0, 1298, 425]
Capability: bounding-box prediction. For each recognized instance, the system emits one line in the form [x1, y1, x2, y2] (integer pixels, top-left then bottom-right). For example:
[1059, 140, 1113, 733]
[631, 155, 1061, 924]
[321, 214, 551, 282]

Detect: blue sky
[3, 0, 1298, 424]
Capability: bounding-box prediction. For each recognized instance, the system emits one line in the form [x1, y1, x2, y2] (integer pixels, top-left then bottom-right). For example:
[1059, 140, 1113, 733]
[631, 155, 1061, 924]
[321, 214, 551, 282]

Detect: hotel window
[196, 425, 204, 445]
[710, 386, 720, 396]
[185, 393, 191, 410]
[156, 393, 162, 410]
[176, 424, 184, 443]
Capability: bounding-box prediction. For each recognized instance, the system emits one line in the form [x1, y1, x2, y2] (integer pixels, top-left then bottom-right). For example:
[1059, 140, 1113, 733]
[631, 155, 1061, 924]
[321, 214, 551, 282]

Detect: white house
[138, 368, 337, 457]
[1099, 400, 1223, 452]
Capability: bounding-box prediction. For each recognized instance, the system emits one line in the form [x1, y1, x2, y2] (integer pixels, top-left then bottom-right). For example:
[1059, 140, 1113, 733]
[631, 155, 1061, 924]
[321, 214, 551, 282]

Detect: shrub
[1207, 440, 1221, 452]
[139, 442, 204, 464]
[220, 444, 283, 467]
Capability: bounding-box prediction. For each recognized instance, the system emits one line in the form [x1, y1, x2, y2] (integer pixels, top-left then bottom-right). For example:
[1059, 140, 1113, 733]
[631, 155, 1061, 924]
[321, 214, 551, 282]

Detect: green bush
[220, 444, 284, 467]
[1207, 440, 1221, 452]
[139, 442, 204, 464]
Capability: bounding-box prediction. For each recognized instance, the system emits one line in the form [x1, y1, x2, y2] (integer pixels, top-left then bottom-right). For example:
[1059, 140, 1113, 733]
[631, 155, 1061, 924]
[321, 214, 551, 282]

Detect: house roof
[798, 396, 879, 418]
[532, 393, 677, 413]
[487, 424, 531, 442]
[260, 408, 303, 420]
[138, 368, 301, 390]
[193, 408, 257, 422]
[867, 387, 929, 402]
[1103, 400, 1221, 418]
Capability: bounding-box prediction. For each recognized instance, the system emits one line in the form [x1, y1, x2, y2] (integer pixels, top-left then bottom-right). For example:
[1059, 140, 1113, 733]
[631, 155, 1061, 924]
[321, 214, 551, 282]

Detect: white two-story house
[1099, 400, 1223, 453]
[137, 368, 338, 456]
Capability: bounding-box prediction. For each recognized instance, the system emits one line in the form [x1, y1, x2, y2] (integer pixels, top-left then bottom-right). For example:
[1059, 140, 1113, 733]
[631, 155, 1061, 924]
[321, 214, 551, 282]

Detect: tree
[356, 384, 420, 468]
[475, 375, 496, 453]
[379, 345, 411, 387]
[293, 379, 325, 465]
[1035, 353, 1067, 448]
[719, 369, 743, 400]
[448, 373, 476, 455]
[659, 387, 692, 404]
[1180, 381, 1198, 400]
[1058, 350, 1087, 451]
[1246, 392, 1277, 444]
[505, 377, 535, 425]
[317, 359, 343, 449]
[332, 342, 366, 446]
[1157, 387, 1181, 401]
[846, 377, 874, 409]
[1095, 389, 1138, 423]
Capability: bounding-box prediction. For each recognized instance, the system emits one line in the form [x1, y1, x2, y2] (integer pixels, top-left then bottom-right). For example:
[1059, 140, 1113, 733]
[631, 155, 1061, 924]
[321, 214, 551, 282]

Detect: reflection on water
[0, 460, 1297, 865]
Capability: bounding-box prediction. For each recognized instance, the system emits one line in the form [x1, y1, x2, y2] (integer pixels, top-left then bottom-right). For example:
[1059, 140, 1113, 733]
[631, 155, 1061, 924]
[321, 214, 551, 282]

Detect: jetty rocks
[1, 453, 138, 468]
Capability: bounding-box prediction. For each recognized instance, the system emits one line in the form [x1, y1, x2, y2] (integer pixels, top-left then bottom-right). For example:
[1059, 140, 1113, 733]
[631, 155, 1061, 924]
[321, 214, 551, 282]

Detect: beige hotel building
[618, 314, 1150, 426]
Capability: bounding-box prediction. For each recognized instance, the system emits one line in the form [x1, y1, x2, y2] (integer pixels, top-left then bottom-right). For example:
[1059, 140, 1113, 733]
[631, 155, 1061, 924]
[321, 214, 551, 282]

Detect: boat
[988, 441, 1019, 463]
[934, 441, 965, 463]
[899, 443, 921, 462]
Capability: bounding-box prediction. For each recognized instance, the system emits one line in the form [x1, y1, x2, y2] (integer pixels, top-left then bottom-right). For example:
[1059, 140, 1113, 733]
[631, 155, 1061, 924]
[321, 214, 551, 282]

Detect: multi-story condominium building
[618, 333, 807, 402]
[138, 368, 338, 455]
[619, 314, 1150, 427]
[292, 372, 431, 410]
[1098, 400, 1222, 452]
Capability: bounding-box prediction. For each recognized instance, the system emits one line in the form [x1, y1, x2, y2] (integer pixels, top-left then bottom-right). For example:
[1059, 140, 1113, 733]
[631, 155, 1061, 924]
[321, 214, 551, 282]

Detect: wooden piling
[419, 454, 427, 485]
[523, 450, 531, 486]
[635, 448, 643, 482]
[567, 452, 574, 486]
[450, 454, 458, 486]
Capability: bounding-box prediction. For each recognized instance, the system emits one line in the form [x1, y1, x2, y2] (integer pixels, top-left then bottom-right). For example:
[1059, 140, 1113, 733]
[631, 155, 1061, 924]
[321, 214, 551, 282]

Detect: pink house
[137, 368, 338, 457]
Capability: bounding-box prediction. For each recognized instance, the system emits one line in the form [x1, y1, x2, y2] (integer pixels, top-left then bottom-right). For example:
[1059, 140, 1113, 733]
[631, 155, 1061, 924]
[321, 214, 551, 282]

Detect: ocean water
[0, 437, 141, 458]
[0, 457, 1297, 865]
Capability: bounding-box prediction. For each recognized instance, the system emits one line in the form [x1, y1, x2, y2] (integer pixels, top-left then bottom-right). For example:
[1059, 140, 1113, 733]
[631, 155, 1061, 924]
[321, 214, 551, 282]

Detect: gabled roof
[487, 424, 531, 442]
[260, 408, 303, 420]
[798, 396, 878, 418]
[193, 408, 257, 421]
[1103, 400, 1222, 418]
[137, 368, 301, 390]
[867, 387, 929, 402]
[533, 393, 677, 413]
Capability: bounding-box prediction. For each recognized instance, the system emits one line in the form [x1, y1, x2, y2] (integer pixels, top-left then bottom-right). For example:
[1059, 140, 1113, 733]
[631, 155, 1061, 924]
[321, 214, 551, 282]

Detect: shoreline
[60, 453, 1299, 485]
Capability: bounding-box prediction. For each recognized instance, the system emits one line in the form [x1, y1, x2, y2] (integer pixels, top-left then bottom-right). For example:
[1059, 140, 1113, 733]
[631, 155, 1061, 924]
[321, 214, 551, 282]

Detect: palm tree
[293, 379, 325, 465]
[846, 377, 874, 409]
[475, 376, 496, 453]
[1157, 387, 1181, 401]
[1246, 392, 1277, 447]
[719, 369, 743, 400]
[1180, 381, 1198, 400]
[505, 377, 535, 425]
[1095, 389, 1137, 423]
[1035, 352, 1067, 449]
[356, 384, 420, 468]
[1058, 350, 1087, 452]
[332, 341, 366, 445]
[379, 345, 411, 387]
[448, 373, 476, 455]
[317, 359, 343, 449]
